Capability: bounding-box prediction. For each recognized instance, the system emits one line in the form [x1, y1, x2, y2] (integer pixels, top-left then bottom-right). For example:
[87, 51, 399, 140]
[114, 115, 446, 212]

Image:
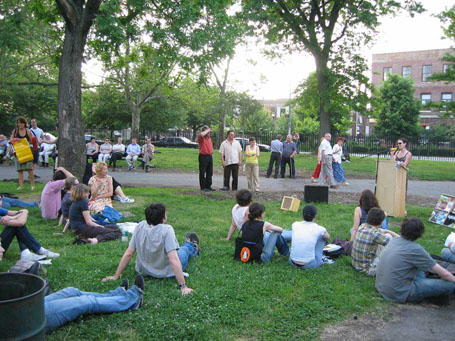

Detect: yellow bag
[13, 138, 34, 164]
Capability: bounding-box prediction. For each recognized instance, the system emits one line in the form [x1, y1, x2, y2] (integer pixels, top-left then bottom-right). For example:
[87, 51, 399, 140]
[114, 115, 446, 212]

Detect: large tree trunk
[57, 27, 86, 180]
[315, 56, 331, 137]
[131, 104, 141, 141]
[56, 0, 102, 180]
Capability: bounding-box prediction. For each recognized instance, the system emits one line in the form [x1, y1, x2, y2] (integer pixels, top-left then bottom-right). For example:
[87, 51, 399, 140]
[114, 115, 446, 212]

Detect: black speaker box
[304, 185, 329, 203]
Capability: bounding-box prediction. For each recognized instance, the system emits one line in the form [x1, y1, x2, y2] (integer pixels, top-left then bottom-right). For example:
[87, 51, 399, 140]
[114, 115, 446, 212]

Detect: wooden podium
[376, 160, 408, 218]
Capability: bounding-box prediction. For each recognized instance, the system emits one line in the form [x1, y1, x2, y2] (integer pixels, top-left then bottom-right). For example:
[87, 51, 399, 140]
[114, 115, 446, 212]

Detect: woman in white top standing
[244, 137, 261, 192]
[332, 137, 349, 186]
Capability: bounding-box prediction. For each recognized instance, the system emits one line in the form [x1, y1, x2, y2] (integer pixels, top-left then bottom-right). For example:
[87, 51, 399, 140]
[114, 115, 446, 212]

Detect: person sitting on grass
[223, 189, 252, 241]
[289, 205, 331, 269]
[351, 208, 399, 276]
[376, 218, 455, 303]
[350, 190, 389, 242]
[241, 202, 289, 263]
[441, 241, 455, 264]
[56, 177, 79, 235]
[0, 195, 60, 261]
[0, 194, 38, 210]
[69, 184, 121, 245]
[102, 203, 200, 295]
[40, 167, 73, 219]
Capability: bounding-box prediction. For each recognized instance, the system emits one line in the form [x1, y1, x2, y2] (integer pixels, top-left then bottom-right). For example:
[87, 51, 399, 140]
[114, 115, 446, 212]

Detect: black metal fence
[85, 129, 455, 161]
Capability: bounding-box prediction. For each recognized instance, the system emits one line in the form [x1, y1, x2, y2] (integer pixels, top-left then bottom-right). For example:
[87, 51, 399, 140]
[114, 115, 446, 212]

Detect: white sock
[38, 247, 47, 255]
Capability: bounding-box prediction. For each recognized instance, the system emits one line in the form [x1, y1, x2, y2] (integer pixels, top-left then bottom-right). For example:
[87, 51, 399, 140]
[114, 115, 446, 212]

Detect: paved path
[1, 165, 453, 198]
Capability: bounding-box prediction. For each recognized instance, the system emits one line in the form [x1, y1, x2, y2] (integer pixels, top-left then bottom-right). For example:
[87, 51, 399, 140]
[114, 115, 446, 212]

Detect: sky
[225, 0, 454, 101]
[83, 1, 454, 101]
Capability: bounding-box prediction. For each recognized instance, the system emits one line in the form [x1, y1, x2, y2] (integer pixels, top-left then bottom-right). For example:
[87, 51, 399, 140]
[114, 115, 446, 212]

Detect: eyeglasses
[397, 142, 403, 145]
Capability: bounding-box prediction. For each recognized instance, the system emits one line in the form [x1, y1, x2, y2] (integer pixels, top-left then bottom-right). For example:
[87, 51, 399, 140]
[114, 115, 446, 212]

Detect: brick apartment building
[351, 48, 455, 136]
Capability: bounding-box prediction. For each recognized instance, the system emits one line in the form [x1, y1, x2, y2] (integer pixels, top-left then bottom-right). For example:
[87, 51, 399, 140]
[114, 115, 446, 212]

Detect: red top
[198, 134, 213, 155]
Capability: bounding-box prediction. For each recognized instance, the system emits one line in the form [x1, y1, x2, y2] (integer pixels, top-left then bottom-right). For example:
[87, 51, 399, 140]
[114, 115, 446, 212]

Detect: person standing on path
[219, 130, 242, 191]
[280, 135, 296, 178]
[293, 131, 301, 154]
[318, 133, 338, 188]
[197, 126, 214, 191]
[245, 137, 261, 192]
[266, 134, 283, 179]
[332, 137, 349, 186]
[30, 118, 44, 174]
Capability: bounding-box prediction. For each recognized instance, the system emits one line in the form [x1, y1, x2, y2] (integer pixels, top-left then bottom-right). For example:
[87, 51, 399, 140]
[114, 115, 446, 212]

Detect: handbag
[13, 138, 33, 164]
[100, 205, 123, 223]
[234, 229, 262, 263]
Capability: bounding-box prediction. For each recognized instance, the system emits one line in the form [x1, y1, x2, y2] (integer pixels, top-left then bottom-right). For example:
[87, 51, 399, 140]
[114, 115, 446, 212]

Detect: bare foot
[88, 238, 99, 245]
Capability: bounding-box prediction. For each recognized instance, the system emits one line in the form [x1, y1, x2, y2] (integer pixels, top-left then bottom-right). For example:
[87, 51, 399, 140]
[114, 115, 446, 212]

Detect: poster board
[429, 194, 455, 228]
[376, 160, 407, 217]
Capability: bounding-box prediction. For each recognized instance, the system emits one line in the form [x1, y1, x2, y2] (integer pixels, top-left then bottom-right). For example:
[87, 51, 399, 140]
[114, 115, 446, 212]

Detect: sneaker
[41, 250, 60, 258]
[121, 278, 129, 291]
[134, 274, 145, 291]
[134, 274, 145, 308]
[219, 187, 229, 191]
[113, 195, 122, 201]
[342, 182, 349, 186]
[21, 251, 46, 261]
[202, 188, 210, 192]
[184, 232, 201, 254]
[322, 256, 335, 265]
[120, 197, 135, 204]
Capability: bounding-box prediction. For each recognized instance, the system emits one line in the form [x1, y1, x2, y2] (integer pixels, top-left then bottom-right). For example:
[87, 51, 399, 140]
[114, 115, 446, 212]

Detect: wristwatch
[179, 283, 187, 288]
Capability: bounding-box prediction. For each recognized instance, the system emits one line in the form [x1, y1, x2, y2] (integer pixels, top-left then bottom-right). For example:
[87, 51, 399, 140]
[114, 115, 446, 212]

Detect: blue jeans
[441, 248, 455, 263]
[0, 224, 41, 253]
[261, 231, 289, 262]
[289, 236, 325, 269]
[45, 286, 143, 333]
[264, 229, 292, 243]
[1, 196, 38, 209]
[177, 242, 198, 270]
[407, 270, 455, 303]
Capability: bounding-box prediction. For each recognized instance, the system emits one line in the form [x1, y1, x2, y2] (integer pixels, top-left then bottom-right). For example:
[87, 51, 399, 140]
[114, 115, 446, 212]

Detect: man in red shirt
[197, 126, 215, 191]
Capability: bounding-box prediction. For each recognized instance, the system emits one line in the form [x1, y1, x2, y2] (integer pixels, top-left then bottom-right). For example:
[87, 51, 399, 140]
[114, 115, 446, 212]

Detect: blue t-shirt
[69, 199, 89, 230]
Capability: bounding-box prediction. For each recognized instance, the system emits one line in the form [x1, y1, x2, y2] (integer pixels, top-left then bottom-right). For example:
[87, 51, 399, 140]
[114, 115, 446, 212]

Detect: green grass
[0, 181, 450, 340]
[111, 148, 454, 181]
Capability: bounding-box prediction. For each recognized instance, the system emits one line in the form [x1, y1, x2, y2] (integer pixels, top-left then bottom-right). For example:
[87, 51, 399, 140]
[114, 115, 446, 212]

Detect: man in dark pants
[219, 130, 242, 191]
[197, 126, 214, 191]
[266, 134, 283, 178]
[281, 134, 296, 178]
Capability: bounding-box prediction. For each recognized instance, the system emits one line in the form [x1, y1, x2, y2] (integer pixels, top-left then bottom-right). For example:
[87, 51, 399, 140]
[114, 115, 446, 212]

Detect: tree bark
[56, 0, 102, 180]
[315, 56, 331, 137]
[130, 103, 141, 141]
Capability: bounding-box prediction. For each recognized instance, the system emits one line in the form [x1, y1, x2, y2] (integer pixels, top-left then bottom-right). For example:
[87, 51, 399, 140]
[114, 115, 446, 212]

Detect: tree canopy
[242, 0, 424, 136]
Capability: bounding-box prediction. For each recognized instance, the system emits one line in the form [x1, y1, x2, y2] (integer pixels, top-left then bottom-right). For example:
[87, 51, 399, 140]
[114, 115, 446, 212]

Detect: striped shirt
[351, 223, 390, 273]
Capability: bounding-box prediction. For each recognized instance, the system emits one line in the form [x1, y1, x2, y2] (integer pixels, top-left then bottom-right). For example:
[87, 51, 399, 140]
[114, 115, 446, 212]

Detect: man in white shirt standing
[219, 130, 242, 191]
[318, 133, 338, 188]
[110, 137, 125, 171]
[38, 134, 55, 167]
[30, 118, 44, 172]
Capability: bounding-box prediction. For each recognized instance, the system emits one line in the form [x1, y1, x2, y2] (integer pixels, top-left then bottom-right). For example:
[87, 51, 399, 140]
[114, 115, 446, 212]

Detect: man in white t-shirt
[219, 130, 242, 191]
[103, 203, 200, 295]
[110, 137, 125, 171]
[30, 118, 44, 171]
[318, 133, 338, 188]
[289, 205, 330, 269]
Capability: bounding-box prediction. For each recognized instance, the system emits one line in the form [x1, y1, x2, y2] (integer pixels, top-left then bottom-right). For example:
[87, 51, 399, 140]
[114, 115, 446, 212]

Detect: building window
[422, 65, 432, 81]
[443, 64, 450, 73]
[383, 67, 392, 81]
[402, 66, 411, 78]
[421, 93, 431, 105]
[441, 93, 452, 102]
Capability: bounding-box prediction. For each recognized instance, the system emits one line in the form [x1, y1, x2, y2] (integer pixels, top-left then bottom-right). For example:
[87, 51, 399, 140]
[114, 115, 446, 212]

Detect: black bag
[9, 259, 53, 296]
[323, 244, 344, 259]
[234, 237, 262, 263]
[332, 238, 353, 256]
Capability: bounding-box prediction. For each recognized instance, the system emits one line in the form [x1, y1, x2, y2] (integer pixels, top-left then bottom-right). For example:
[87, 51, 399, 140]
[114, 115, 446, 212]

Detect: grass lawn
[110, 148, 454, 181]
[1, 181, 451, 339]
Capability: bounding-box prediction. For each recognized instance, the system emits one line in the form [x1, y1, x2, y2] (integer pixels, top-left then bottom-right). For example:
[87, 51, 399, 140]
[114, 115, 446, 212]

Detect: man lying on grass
[103, 203, 200, 295]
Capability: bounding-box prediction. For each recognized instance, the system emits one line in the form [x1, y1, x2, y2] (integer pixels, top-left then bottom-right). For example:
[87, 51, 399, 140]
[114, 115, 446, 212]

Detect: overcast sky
[227, 0, 454, 101]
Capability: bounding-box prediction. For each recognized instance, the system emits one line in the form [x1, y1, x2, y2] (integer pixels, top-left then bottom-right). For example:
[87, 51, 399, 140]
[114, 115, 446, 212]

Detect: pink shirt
[40, 179, 65, 219]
